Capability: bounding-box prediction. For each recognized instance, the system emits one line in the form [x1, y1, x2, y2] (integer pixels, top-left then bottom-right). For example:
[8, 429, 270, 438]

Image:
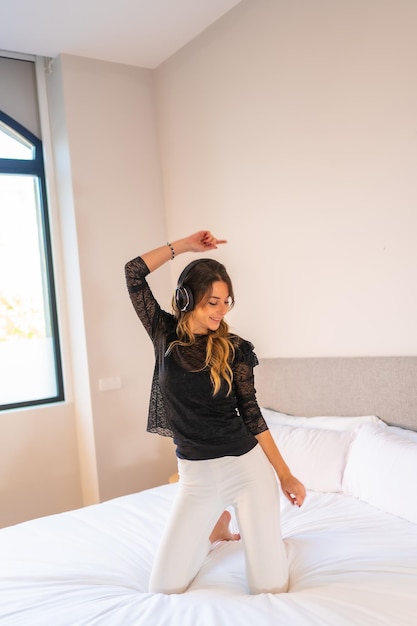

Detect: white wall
[0, 403, 81, 527]
[156, 0, 417, 358]
[47, 54, 178, 505]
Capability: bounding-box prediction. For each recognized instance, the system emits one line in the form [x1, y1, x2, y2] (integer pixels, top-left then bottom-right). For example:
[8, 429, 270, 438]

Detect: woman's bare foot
[209, 510, 241, 544]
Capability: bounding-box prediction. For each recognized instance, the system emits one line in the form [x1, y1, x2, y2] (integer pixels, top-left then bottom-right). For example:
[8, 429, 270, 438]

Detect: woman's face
[188, 281, 232, 334]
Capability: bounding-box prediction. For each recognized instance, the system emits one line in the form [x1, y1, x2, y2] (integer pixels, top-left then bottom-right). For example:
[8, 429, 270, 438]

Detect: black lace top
[125, 256, 268, 460]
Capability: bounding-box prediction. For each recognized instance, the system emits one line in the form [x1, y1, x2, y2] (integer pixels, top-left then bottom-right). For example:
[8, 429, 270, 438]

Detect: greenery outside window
[0, 110, 64, 410]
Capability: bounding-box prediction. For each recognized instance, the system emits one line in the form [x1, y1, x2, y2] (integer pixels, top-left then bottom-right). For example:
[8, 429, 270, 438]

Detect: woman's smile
[188, 281, 231, 334]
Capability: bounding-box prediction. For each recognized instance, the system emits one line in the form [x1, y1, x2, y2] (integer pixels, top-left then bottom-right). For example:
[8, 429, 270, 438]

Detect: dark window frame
[0, 109, 64, 410]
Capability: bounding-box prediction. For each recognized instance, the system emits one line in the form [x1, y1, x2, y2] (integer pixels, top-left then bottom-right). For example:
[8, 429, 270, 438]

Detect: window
[0, 110, 64, 409]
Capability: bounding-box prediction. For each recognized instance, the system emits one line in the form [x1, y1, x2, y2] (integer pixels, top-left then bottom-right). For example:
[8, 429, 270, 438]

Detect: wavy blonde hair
[168, 259, 235, 396]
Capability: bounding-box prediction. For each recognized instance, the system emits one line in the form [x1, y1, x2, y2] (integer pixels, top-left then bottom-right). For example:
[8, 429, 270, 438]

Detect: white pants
[148, 444, 289, 595]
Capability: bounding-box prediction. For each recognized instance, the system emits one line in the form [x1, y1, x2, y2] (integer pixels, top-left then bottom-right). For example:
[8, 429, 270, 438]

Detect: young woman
[125, 230, 306, 595]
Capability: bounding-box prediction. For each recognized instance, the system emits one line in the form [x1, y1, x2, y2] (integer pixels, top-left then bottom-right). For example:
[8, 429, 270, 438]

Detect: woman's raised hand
[139, 231, 227, 275]
[186, 230, 227, 252]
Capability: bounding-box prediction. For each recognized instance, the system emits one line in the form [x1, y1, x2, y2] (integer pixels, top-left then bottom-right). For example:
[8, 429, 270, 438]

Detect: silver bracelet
[167, 242, 175, 260]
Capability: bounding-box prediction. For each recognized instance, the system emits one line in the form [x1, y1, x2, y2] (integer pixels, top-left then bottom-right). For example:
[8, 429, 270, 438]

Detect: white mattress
[1, 483, 416, 626]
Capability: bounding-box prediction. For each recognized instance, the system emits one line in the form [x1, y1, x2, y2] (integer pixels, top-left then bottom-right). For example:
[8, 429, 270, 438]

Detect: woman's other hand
[280, 474, 306, 507]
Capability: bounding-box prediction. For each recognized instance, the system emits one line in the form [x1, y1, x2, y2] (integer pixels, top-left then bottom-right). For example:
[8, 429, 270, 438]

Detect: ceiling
[0, 0, 243, 68]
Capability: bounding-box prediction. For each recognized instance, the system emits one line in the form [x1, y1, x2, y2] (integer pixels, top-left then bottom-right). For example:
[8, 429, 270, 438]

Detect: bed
[1, 356, 417, 625]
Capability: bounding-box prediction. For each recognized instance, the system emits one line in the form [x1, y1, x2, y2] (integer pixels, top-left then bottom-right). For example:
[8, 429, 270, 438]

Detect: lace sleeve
[232, 338, 269, 436]
[125, 256, 175, 438]
[125, 256, 161, 338]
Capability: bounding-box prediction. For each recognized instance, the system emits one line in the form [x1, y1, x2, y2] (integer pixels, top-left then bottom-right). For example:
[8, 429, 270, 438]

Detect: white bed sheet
[1, 483, 416, 626]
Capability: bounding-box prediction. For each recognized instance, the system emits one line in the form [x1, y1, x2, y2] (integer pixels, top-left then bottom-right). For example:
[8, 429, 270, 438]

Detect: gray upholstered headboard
[256, 357, 417, 431]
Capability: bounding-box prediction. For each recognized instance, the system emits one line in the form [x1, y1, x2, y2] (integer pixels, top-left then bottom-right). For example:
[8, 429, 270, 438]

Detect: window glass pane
[0, 173, 58, 405]
[0, 122, 34, 160]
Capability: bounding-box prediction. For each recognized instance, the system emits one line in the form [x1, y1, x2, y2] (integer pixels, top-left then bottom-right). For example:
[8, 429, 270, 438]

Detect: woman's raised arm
[141, 230, 227, 273]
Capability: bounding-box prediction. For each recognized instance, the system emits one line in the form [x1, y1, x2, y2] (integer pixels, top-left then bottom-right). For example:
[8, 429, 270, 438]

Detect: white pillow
[387, 425, 417, 443]
[342, 423, 417, 524]
[261, 407, 385, 432]
[268, 423, 354, 493]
